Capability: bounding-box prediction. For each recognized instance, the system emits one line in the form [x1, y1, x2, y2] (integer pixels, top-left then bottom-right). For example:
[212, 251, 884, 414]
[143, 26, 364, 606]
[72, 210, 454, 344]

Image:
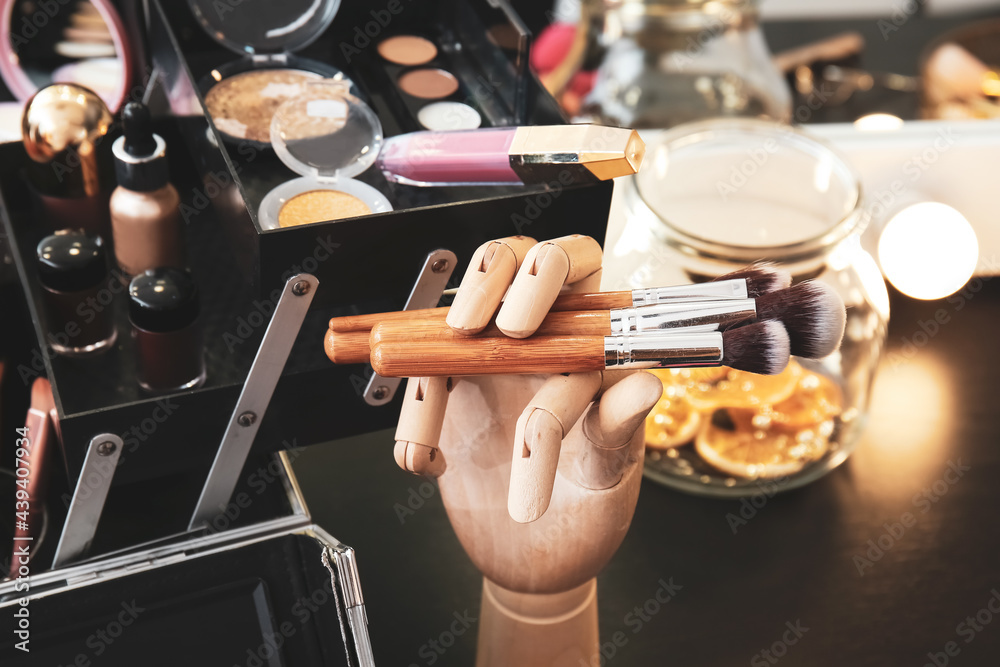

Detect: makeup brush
[328, 311, 605, 365]
[326, 280, 842, 364]
[368, 321, 790, 377]
[326, 265, 792, 334]
[754, 281, 846, 358]
[554, 264, 792, 311]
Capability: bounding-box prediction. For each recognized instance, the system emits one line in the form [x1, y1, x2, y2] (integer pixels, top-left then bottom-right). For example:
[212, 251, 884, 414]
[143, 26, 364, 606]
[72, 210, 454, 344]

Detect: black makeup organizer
[0, 0, 615, 663]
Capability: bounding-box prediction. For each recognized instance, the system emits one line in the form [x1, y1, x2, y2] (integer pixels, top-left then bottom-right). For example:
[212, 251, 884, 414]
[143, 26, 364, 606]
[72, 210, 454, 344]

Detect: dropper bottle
[110, 102, 184, 281]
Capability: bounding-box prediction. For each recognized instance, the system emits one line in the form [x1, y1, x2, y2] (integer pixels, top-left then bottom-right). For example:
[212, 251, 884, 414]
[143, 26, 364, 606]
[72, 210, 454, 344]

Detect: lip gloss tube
[376, 125, 645, 186]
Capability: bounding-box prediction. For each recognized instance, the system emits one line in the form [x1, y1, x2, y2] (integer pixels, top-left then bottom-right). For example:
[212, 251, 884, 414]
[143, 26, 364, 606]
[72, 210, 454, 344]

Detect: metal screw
[238, 411, 257, 427]
[292, 280, 310, 296]
[372, 386, 389, 400]
[431, 259, 449, 274]
[96, 441, 117, 456]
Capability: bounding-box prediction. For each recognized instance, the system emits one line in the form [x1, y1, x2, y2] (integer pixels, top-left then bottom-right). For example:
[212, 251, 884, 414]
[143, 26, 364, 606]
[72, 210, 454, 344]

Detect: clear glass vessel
[617, 119, 889, 496]
[577, 0, 791, 128]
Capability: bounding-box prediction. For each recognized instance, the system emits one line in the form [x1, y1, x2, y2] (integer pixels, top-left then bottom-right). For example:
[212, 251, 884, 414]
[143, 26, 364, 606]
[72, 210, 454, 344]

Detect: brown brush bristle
[714, 263, 792, 298]
[722, 321, 790, 375]
[756, 282, 846, 358]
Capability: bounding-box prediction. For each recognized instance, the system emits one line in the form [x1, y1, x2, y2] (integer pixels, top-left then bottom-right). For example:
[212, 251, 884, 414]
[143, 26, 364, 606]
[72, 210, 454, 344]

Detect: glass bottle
[36, 230, 117, 356]
[577, 0, 791, 128]
[128, 268, 206, 392]
[607, 119, 888, 496]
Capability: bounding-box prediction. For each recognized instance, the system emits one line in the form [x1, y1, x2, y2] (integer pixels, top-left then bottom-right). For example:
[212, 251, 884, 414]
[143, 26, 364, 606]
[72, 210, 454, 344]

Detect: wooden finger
[447, 235, 537, 335]
[393, 376, 454, 477]
[576, 371, 661, 490]
[508, 371, 603, 523]
[495, 235, 603, 339]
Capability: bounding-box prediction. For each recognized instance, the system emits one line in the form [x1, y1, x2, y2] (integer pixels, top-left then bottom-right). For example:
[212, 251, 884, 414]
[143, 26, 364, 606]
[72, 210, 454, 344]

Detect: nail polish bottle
[128, 267, 206, 392]
[110, 102, 184, 281]
[36, 230, 117, 356]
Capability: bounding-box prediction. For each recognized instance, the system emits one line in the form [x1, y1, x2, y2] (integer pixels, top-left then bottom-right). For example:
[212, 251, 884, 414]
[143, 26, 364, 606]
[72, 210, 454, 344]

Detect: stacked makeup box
[149, 0, 613, 308]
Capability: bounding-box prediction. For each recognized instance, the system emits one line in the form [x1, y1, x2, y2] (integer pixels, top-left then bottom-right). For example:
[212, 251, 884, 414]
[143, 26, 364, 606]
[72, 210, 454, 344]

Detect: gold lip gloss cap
[509, 125, 646, 181]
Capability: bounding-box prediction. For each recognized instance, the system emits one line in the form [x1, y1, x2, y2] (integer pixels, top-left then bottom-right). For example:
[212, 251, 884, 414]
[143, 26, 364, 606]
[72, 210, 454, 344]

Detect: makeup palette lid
[270, 82, 383, 181]
[186, 0, 341, 55]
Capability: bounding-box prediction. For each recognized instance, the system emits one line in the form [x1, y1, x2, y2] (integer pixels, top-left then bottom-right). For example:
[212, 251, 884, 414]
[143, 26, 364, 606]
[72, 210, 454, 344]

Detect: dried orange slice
[695, 409, 831, 479]
[683, 360, 803, 411]
[644, 386, 702, 449]
[652, 367, 729, 388]
[730, 369, 843, 433]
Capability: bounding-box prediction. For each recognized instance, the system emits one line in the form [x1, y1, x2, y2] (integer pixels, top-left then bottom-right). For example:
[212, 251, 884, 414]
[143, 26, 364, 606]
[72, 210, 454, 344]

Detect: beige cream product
[110, 102, 183, 279]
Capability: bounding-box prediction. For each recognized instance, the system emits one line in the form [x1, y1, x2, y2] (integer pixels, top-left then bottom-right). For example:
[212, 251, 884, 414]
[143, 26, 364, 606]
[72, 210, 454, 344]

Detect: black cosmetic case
[0, 454, 374, 665]
[0, 0, 617, 663]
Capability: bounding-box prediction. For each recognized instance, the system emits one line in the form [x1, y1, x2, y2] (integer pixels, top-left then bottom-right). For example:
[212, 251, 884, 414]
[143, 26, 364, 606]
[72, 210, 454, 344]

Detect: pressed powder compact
[258, 82, 392, 230]
[204, 69, 326, 144]
[187, 0, 354, 147]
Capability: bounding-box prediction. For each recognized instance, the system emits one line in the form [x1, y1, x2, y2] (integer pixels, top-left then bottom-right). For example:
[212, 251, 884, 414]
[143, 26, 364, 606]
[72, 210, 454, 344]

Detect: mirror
[0, 0, 133, 112]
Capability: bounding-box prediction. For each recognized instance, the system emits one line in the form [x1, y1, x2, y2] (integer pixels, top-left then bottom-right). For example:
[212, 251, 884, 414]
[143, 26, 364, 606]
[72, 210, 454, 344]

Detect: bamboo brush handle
[326, 311, 614, 365]
[325, 328, 371, 364]
[371, 335, 605, 377]
[327, 293, 631, 333]
[548, 291, 631, 311]
[328, 306, 449, 333]
[371, 311, 611, 344]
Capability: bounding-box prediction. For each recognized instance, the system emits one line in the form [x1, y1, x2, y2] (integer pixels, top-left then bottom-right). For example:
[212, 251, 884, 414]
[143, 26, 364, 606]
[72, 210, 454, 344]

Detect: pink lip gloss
[377, 124, 644, 187]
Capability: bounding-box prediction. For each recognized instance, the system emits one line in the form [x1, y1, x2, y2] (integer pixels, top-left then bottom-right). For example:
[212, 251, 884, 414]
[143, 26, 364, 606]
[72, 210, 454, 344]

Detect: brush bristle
[756, 282, 846, 358]
[721, 321, 790, 375]
[714, 263, 792, 297]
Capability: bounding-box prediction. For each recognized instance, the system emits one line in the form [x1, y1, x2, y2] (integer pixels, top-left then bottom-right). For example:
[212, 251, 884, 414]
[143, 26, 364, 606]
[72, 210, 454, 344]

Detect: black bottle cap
[36, 230, 108, 292]
[128, 268, 200, 332]
[113, 102, 170, 192]
[122, 102, 157, 157]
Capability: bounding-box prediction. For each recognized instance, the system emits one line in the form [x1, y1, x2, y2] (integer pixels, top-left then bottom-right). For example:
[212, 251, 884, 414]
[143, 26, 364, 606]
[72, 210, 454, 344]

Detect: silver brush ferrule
[631, 278, 749, 306]
[604, 332, 724, 369]
[609, 299, 757, 334]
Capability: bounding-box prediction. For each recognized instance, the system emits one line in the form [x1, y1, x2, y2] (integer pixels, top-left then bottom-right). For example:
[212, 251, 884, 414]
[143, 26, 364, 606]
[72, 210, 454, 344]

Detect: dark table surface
[293, 277, 1000, 666]
[290, 11, 1000, 664]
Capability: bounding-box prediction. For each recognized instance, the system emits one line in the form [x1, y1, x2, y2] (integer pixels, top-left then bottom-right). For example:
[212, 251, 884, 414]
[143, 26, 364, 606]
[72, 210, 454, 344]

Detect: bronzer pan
[397, 68, 460, 99]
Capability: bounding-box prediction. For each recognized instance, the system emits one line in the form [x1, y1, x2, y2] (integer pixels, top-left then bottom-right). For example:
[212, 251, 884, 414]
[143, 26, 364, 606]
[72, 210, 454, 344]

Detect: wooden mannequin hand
[392, 236, 661, 594]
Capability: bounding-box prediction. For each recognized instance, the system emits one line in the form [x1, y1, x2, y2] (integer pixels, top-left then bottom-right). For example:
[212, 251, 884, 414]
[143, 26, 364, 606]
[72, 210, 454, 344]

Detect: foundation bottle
[110, 102, 183, 281]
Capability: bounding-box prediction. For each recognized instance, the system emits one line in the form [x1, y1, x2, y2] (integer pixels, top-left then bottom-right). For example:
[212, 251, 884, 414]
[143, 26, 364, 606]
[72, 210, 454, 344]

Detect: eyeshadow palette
[341, 2, 531, 137]
[378, 48, 485, 130]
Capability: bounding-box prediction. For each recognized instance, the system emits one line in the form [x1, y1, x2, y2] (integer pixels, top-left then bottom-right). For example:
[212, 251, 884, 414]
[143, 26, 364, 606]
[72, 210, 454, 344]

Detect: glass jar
[577, 0, 791, 128]
[609, 118, 888, 496]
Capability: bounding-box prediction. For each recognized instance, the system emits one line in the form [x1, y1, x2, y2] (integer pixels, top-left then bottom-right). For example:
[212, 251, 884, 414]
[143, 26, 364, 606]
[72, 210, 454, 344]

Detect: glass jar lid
[270, 82, 383, 181]
[186, 0, 341, 55]
[633, 119, 863, 263]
